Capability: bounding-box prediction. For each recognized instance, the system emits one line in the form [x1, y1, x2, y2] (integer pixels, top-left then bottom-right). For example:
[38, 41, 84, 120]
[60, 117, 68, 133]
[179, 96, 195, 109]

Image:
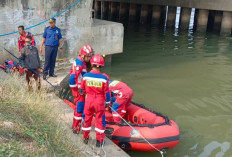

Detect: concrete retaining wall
[0, 0, 124, 62]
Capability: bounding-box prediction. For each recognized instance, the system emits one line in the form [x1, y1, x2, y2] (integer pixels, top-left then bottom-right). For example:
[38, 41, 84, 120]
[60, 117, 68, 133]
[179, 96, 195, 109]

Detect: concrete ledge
[91, 19, 124, 55]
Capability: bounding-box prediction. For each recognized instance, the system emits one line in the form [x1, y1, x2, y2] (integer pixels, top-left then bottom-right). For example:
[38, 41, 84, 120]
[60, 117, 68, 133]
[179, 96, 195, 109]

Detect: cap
[49, 18, 56, 23]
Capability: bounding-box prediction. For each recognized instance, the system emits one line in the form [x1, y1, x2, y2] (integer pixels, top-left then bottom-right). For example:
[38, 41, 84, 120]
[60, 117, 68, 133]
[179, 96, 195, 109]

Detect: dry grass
[0, 72, 83, 156]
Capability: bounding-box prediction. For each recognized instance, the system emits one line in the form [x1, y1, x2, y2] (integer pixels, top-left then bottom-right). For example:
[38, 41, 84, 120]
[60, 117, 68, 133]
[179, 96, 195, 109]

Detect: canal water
[103, 25, 232, 157]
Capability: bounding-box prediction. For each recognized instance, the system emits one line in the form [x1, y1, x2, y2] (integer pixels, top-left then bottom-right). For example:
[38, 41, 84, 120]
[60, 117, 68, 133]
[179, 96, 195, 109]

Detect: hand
[78, 88, 84, 95]
[38, 68, 42, 73]
[105, 102, 109, 108]
[59, 48, 63, 54]
[39, 46, 43, 54]
[24, 68, 28, 72]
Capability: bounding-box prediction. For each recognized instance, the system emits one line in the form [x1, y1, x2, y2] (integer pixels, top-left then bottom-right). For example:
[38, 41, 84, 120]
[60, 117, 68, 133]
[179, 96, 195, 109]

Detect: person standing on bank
[18, 25, 36, 53]
[19, 36, 41, 92]
[40, 18, 62, 80]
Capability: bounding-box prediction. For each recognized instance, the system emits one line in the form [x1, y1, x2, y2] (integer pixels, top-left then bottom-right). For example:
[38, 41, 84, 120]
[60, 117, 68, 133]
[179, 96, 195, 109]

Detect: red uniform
[81, 70, 111, 143]
[69, 56, 87, 132]
[109, 80, 133, 123]
[18, 31, 35, 52]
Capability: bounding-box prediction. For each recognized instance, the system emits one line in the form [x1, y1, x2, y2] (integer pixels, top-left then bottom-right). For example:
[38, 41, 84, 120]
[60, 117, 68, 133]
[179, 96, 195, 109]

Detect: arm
[104, 81, 111, 105]
[31, 35, 36, 46]
[19, 48, 25, 68]
[69, 64, 83, 96]
[80, 77, 86, 94]
[18, 38, 22, 52]
[36, 48, 41, 68]
[40, 28, 47, 54]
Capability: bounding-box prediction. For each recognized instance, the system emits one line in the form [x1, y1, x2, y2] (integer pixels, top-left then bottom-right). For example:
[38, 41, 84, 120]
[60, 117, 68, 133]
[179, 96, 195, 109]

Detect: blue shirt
[43, 26, 62, 46]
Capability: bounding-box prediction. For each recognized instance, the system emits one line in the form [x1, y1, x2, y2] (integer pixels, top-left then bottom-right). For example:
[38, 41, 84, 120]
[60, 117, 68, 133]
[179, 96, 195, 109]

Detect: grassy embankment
[0, 72, 82, 156]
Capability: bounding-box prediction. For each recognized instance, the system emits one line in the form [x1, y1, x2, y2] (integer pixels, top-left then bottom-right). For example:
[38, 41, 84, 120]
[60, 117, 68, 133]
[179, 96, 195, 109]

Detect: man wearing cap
[40, 17, 62, 80]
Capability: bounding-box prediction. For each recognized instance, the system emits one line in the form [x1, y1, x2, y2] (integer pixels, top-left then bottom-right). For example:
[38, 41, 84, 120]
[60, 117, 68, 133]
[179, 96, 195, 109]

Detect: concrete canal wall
[0, 0, 124, 63]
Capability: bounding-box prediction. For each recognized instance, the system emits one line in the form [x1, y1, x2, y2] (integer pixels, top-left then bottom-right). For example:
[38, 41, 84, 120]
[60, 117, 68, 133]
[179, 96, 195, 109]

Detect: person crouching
[19, 36, 41, 92]
[81, 54, 111, 147]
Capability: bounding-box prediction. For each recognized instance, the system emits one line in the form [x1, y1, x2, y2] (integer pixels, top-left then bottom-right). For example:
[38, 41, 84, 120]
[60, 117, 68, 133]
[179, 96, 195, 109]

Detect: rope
[101, 140, 107, 157]
[0, 0, 83, 37]
[109, 106, 165, 157]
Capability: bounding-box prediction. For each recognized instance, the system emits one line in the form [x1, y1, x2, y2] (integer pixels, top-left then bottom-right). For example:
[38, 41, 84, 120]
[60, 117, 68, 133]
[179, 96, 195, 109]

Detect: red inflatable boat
[64, 99, 180, 152]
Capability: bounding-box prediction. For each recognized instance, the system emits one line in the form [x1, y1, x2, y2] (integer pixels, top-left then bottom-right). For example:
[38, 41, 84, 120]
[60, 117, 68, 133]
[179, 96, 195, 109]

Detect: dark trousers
[43, 45, 58, 76]
[26, 69, 41, 92]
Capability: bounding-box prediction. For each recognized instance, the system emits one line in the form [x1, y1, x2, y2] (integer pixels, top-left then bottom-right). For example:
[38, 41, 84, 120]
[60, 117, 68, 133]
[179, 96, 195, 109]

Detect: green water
[104, 26, 232, 157]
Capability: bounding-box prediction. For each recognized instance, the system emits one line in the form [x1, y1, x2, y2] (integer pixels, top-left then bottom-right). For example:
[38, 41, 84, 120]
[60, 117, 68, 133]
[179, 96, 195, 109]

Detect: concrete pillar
[166, 6, 176, 27]
[220, 11, 232, 35]
[109, 2, 117, 21]
[119, 3, 126, 21]
[129, 4, 137, 22]
[152, 5, 162, 25]
[102, 2, 109, 20]
[140, 5, 149, 23]
[94, 0, 101, 19]
[105, 55, 112, 66]
[160, 6, 167, 25]
[180, 7, 191, 29]
[213, 11, 223, 31]
[197, 9, 209, 31]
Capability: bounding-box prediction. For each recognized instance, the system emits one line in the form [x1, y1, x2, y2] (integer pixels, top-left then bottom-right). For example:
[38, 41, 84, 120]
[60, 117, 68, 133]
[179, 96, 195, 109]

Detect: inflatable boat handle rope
[108, 106, 165, 157]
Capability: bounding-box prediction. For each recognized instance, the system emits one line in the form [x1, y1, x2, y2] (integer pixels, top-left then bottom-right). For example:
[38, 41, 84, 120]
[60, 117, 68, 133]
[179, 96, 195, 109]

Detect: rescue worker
[81, 54, 111, 147]
[103, 74, 133, 123]
[19, 36, 41, 92]
[18, 25, 35, 53]
[40, 18, 62, 80]
[69, 45, 94, 134]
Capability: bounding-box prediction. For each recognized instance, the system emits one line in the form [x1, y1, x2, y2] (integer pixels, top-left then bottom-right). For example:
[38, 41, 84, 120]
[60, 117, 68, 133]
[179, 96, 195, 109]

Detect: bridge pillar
[129, 4, 137, 22]
[102, 1, 109, 20]
[109, 2, 117, 21]
[152, 5, 162, 25]
[197, 9, 209, 31]
[140, 5, 149, 23]
[94, 0, 101, 19]
[119, 3, 129, 22]
[180, 7, 191, 29]
[213, 11, 223, 32]
[220, 11, 232, 35]
[166, 6, 176, 27]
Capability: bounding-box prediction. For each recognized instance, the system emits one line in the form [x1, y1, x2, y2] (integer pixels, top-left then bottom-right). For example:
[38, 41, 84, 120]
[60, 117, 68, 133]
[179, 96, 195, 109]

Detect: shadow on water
[103, 22, 232, 157]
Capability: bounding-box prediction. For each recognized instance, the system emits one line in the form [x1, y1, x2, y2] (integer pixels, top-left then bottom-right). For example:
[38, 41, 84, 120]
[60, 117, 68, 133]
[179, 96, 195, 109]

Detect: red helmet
[102, 73, 110, 80]
[79, 44, 94, 57]
[90, 54, 104, 67]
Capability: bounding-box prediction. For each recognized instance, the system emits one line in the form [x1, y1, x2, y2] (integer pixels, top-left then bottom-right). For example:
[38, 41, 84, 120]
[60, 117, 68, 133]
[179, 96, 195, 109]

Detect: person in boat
[19, 36, 41, 92]
[103, 74, 134, 123]
[18, 25, 35, 54]
[69, 45, 94, 134]
[81, 54, 111, 147]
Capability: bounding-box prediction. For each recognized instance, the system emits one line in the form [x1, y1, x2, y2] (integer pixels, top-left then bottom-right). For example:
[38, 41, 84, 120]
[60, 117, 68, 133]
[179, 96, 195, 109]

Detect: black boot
[96, 140, 103, 147]
[83, 138, 89, 145]
[49, 74, 57, 77]
[73, 130, 80, 134]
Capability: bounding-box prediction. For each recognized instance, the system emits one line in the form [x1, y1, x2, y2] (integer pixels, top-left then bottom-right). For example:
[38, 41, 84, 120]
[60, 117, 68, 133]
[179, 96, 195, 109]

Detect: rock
[3, 121, 13, 128]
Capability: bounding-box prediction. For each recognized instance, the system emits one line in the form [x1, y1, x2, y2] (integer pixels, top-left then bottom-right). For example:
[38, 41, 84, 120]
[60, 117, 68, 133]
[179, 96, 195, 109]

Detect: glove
[105, 103, 108, 108]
